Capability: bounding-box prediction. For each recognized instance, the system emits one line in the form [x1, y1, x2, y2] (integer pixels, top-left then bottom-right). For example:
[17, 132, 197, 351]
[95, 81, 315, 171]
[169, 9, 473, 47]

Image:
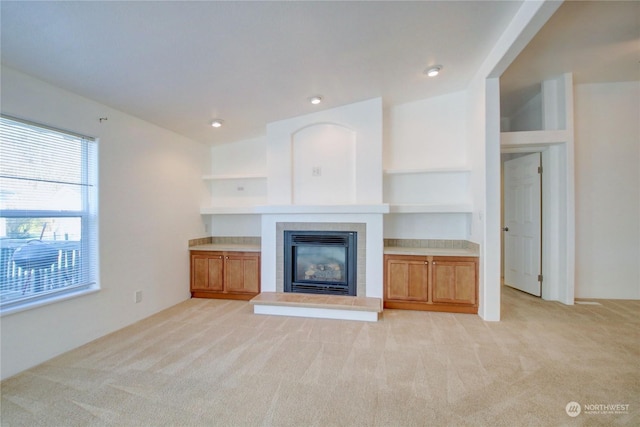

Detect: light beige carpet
[1, 286, 639, 426]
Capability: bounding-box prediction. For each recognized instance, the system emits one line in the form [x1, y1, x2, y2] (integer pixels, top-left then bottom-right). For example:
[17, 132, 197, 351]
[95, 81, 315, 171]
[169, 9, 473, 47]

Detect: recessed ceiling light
[309, 96, 323, 105]
[424, 65, 442, 77]
[211, 119, 224, 128]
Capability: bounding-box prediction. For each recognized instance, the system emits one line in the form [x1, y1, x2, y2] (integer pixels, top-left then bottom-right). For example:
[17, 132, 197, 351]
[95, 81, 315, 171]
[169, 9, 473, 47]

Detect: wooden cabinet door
[191, 253, 224, 291]
[431, 258, 477, 305]
[207, 255, 224, 292]
[385, 255, 429, 302]
[224, 253, 260, 294]
[191, 254, 209, 290]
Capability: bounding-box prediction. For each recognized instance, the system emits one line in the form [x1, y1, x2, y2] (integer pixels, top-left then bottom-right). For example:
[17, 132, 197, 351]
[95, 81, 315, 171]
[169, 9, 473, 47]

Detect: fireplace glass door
[284, 231, 356, 296]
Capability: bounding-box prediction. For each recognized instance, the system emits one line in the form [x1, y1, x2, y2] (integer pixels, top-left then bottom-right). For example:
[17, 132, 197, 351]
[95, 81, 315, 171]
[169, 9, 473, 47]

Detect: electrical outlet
[312, 166, 322, 176]
[135, 290, 142, 303]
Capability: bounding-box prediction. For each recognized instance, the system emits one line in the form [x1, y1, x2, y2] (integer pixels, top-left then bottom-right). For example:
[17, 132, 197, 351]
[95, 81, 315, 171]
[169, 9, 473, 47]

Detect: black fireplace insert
[284, 230, 356, 296]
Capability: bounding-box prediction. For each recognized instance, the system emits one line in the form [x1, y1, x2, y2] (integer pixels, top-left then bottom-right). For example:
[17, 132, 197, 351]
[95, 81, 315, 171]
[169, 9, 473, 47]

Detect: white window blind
[0, 115, 98, 312]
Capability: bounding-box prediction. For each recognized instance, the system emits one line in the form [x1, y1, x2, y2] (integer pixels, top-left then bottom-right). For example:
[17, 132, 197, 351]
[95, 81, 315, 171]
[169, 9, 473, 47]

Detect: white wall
[384, 91, 468, 169]
[505, 91, 542, 132]
[292, 124, 356, 205]
[383, 213, 469, 240]
[574, 81, 640, 299]
[211, 136, 267, 176]
[0, 66, 209, 380]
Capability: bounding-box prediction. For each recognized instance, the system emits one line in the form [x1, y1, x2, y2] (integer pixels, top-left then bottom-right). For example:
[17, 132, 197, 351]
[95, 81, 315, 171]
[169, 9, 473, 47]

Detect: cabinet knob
[432, 261, 436, 265]
[225, 256, 229, 259]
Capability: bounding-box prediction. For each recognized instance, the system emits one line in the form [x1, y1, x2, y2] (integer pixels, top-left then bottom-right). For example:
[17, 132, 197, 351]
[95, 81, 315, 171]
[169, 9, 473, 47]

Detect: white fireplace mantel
[255, 204, 390, 214]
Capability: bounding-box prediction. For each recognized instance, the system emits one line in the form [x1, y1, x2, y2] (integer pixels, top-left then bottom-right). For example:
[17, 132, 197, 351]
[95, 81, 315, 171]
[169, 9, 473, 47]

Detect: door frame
[501, 141, 573, 304]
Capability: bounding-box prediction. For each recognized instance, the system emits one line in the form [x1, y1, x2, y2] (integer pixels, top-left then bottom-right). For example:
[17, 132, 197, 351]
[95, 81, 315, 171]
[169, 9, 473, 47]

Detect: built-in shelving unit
[202, 174, 267, 180]
[201, 173, 268, 215]
[200, 168, 474, 215]
[382, 167, 473, 214]
[200, 206, 258, 215]
[388, 204, 473, 214]
[500, 130, 569, 152]
[383, 167, 471, 175]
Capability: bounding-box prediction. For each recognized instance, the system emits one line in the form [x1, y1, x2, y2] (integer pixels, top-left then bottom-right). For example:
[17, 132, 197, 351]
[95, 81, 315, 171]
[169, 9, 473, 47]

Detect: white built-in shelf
[200, 204, 392, 215]
[383, 167, 471, 175]
[200, 204, 472, 215]
[200, 206, 259, 215]
[201, 168, 474, 216]
[388, 204, 473, 214]
[383, 168, 471, 212]
[202, 174, 267, 180]
[255, 204, 390, 214]
[500, 130, 569, 148]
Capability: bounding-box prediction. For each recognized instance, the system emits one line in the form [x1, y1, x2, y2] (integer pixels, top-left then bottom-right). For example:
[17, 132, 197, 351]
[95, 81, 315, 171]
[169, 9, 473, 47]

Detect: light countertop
[190, 244, 478, 257]
[383, 246, 478, 257]
[189, 243, 261, 252]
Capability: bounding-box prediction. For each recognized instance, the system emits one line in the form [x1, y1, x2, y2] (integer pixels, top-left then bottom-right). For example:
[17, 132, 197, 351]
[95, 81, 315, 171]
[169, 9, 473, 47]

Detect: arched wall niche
[265, 97, 383, 205]
[291, 123, 356, 205]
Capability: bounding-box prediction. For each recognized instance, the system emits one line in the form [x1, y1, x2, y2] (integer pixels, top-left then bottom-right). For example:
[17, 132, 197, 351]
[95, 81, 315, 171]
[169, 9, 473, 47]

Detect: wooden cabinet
[384, 255, 478, 314]
[385, 256, 429, 302]
[223, 253, 260, 294]
[191, 253, 224, 291]
[431, 258, 477, 305]
[190, 251, 260, 300]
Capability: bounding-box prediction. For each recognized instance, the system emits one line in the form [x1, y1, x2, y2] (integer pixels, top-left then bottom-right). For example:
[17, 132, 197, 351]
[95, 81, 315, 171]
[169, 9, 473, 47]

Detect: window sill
[0, 285, 100, 317]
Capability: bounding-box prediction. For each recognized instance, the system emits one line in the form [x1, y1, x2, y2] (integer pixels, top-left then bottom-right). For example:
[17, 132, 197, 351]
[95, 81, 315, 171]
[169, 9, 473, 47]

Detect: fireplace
[284, 230, 357, 296]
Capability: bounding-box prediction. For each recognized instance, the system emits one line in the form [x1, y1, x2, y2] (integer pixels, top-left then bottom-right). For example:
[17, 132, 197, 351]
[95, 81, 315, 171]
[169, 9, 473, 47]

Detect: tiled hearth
[250, 292, 382, 322]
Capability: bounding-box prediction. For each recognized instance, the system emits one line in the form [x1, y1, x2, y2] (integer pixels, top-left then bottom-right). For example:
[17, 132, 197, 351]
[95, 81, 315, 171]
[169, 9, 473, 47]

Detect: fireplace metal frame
[283, 230, 357, 296]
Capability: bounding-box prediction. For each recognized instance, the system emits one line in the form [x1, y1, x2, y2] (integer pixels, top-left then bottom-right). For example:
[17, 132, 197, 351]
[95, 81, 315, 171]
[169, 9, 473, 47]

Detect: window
[0, 115, 98, 313]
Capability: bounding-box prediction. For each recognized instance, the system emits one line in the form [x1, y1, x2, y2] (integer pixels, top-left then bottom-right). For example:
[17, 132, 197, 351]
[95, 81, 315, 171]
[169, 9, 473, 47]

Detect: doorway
[500, 142, 573, 305]
[502, 152, 542, 296]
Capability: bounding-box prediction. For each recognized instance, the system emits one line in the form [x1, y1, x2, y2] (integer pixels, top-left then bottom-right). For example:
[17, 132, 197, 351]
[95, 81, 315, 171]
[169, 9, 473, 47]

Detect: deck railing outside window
[0, 115, 98, 311]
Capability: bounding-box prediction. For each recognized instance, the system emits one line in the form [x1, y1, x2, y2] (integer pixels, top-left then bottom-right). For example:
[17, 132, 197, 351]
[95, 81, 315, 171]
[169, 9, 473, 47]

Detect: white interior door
[503, 153, 542, 296]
